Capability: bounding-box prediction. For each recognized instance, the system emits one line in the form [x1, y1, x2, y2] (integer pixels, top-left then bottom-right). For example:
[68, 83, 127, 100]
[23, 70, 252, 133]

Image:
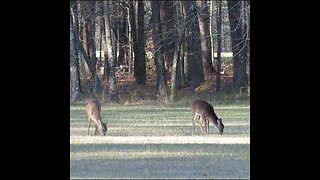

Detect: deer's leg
[192, 114, 198, 135]
[199, 115, 206, 134]
[94, 124, 98, 135]
[88, 118, 92, 135]
[206, 120, 209, 134]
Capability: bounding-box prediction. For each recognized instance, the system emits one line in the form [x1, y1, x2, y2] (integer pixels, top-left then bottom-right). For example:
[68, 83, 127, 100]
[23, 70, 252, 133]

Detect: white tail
[191, 99, 224, 135]
[85, 98, 107, 136]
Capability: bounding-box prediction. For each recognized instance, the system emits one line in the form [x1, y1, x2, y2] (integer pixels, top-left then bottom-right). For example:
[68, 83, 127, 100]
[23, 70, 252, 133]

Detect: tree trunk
[176, 1, 185, 89]
[89, 2, 102, 93]
[79, 1, 103, 94]
[183, 1, 205, 88]
[135, 0, 146, 84]
[104, 1, 119, 102]
[151, 0, 168, 103]
[216, 0, 222, 92]
[160, 1, 176, 72]
[170, 23, 186, 101]
[196, 1, 215, 78]
[117, 2, 128, 66]
[210, 1, 216, 70]
[70, 2, 82, 101]
[227, 1, 248, 89]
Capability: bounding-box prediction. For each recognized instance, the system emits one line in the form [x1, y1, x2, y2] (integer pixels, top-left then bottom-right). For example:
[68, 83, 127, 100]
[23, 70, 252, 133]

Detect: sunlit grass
[71, 104, 250, 136]
[70, 103, 250, 179]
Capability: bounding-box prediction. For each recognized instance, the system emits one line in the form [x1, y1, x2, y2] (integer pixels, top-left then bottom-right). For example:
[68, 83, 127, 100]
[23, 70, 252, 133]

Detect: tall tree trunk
[170, 24, 186, 101]
[151, 0, 168, 103]
[170, 1, 186, 101]
[176, 1, 185, 89]
[104, 1, 119, 102]
[222, 0, 231, 53]
[245, 1, 250, 88]
[127, 8, 133, 75]
[86, 1, 102, 94]
[111, 13, 118, 70]
[70, 2, 82, 101]
[160, 1, 176, 72]
[135, 0, 146, 84]
[216, 0, 222, 92]
[129, 1, 138, 82]
[75, 1, 99, 96]
[196, 0, 215, 78]
[227, 1, 248, 89]
[99, 11, 106, 81]
[210, 1, 215, 70]
[243, 0, 250, 88]
[183, 1, 205, 88]
[117, 1, 128, 66]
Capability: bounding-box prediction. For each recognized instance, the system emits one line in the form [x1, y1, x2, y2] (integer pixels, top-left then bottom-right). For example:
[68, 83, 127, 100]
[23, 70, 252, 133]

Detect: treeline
[70, 0, 250, 103]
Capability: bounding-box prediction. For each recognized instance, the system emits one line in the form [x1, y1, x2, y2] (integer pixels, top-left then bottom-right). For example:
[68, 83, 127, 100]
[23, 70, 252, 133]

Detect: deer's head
[217, 118, 224, 135]
[99, 122, 108, 136]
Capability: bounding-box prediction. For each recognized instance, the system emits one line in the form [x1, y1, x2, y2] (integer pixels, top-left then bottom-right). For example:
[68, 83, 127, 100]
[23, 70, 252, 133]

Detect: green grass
[70, 103, 250, 179]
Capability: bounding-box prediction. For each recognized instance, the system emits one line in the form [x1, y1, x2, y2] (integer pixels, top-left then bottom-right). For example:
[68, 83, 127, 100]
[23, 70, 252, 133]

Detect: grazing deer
[85, 98, 107, 136]
[191, 99, 224, 135]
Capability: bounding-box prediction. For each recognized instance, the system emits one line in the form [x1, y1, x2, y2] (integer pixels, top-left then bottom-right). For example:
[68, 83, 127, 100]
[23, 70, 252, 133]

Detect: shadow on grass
[70, 143, 249, 152]
[70, 154, 249, 179]
[70, 143, 250, 178]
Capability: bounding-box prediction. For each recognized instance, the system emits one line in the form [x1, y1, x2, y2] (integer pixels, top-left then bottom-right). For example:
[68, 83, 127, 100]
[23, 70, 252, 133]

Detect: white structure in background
[214, 52, 233, 57]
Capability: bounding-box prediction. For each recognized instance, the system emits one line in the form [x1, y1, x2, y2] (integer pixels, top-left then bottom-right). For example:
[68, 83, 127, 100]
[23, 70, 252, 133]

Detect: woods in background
[70, 1, 250, 103]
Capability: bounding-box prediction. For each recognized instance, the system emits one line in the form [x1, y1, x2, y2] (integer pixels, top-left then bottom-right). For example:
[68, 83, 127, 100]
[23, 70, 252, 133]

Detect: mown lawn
[70, 103, 250, 179]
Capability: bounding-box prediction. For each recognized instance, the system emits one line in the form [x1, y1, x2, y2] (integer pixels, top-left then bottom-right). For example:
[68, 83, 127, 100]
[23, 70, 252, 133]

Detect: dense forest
[70, 0, 250, 103]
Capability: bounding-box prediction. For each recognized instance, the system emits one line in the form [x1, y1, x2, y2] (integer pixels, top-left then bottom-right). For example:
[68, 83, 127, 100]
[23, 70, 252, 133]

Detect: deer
[85, 98, 108, 136]
[191, 99, 224, 135]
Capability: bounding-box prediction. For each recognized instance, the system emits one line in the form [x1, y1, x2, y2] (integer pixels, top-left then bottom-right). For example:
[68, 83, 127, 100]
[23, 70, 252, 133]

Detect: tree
[170, 21, 186, 101]
[87, 1, 102, 93]
[135, 0, 146, 84]
[160, 1, 176, 71]
[183, 1, 205, 89]
[151, 0, 168, 102]
[216, 0, 222, 92]
[227, 1, 248, 89]
[176, 1, 186, 89]
[77, 1, 102, 95]
[104, 1, 119, 102]
[69, 0, 250, 103]
[196, 0, 215, 78]
[117, 1, 129, 67]
[129, 1, 146, 84]
[70, 1, 82, 102]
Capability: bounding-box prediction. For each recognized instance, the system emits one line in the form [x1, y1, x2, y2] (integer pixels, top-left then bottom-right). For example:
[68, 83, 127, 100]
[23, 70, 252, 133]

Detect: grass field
[70, 102, 250, 179]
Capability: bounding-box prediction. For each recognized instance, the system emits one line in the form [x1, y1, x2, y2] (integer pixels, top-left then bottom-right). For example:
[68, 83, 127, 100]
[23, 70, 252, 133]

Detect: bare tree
[151, 0, 168, 102]
[88, 2, 102, 93]
[117, 1, 129, 67]
[196, 0, 215, 78]
[77, 1, 102, 94]
[135, 0, 146, 84]
[183, 1, 205, 89]
[129, 1, 146, 84]
[176, 1, 186, 89]
[227, 0, 248, 89]
[70, 1, 82, 102]
[216, 0, 222, 92]
[104, 1, 119, 102]
[160, 1, 176, 72]
[170, 21, 186, 101]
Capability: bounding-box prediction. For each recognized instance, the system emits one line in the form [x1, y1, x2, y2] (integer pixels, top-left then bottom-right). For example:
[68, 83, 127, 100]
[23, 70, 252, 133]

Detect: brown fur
[86, 98, 107, 136]
[191, 99, 224, 135]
